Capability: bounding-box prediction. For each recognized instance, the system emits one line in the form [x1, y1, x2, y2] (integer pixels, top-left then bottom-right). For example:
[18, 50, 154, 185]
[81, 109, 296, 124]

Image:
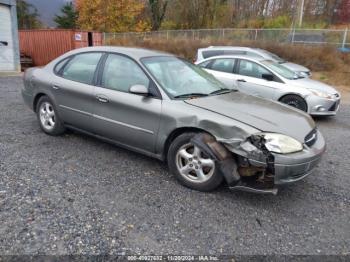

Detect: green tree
[16, 0, 42, 29]
[54, 2, 78, 29]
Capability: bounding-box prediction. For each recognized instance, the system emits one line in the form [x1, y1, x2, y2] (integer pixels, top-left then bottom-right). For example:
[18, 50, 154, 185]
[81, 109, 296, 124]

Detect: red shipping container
[19, 29, 103, 66]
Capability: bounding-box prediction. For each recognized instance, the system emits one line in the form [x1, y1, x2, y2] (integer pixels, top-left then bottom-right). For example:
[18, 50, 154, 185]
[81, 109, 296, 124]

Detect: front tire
[279, 95, 308, 112]
[167, 132, 223, 192]
[36, 96, 65, 136]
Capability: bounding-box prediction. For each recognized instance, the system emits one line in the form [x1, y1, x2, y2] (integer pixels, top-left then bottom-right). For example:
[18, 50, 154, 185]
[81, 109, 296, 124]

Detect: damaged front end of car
[191, 133, 280, 195]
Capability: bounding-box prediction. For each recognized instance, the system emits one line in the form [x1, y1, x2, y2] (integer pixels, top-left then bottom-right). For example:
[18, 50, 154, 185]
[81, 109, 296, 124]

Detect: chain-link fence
[104, 28, 350, 48]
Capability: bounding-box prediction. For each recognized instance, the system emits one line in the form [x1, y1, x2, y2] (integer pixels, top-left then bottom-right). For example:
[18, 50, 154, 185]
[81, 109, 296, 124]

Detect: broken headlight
[260, 133, 303, 154]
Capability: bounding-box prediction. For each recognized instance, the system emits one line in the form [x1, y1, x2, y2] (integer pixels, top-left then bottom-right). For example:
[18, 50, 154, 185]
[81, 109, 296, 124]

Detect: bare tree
[149, 0, 169, 30]
[147, 0, 341, 29]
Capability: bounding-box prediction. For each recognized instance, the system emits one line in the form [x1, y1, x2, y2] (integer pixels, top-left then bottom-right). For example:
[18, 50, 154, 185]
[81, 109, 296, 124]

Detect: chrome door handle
[96, 96, 109, 103]
[52, 85, 60, 90]
[237, 79, 247, 82]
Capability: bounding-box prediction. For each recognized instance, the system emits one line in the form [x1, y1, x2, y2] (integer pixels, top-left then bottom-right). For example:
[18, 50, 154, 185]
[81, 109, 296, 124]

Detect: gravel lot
[0, 76, 349, 256]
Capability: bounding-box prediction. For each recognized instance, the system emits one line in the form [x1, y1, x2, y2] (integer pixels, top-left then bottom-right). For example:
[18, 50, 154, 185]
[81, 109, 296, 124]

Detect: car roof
[63, 46, 173, 60]
[202, 46, 259, 51]
[198, 54, 267, 63]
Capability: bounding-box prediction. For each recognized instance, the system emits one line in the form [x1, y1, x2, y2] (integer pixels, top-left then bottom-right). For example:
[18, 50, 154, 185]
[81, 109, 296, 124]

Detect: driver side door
[199, 58, 238, 89]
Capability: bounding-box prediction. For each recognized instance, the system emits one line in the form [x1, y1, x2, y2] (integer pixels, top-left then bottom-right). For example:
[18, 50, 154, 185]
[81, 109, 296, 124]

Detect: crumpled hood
[282, 62, 310, 73]
[291, 78, 339, 94]
[185, 92, 315, 142]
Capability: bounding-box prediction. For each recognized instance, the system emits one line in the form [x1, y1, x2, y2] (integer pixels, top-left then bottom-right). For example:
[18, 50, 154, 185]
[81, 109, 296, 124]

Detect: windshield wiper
[174, 93, 209, 99]
[210, 88, 237, 96]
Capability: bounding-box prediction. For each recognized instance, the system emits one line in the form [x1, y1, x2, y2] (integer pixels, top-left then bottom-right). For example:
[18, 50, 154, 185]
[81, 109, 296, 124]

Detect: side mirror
[262, 74, 274, 81]
[129, 84, 149, 96]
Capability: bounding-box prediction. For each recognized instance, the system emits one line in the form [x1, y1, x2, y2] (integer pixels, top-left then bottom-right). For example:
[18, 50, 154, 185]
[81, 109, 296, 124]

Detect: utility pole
[298, 0, 305, 27]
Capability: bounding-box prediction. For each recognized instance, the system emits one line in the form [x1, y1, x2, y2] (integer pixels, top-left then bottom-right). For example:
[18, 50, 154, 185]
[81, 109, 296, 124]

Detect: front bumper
[272, 130, 326, 185]
[307, 95, 341, 116]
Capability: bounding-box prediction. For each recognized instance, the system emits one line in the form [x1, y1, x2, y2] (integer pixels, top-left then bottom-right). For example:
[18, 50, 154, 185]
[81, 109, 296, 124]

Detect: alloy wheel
[39, 102, 56, 131]
[176, 143, 215, 183]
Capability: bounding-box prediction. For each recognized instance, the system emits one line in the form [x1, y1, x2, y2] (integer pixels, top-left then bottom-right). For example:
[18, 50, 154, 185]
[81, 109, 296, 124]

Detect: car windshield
[260, 50, 286, 63]
[261, 60, 299, 80]
[141, 56, 228, 99]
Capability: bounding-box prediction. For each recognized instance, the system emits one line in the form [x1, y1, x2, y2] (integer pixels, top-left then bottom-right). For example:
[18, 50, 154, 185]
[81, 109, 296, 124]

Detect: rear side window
[202, 50, 225, 59]
[209, 58, 235, 73]
[197, 60, 212, 68]
[224, 50, 246, 56]
[202, 50, 249, 59]
[246, 51, 263, 58]
[61, 53, 102, 85]
[54, 58, 69, 74]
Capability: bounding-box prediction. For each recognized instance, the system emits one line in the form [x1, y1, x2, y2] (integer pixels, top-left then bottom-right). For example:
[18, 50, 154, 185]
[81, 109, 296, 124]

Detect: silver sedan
[22, 47, 325, 195]
[195, 46, 311, 77]
[196, 55, 341, 116]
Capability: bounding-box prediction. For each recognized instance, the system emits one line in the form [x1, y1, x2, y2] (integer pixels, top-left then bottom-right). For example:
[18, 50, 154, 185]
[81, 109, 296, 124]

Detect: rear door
[92, 53, 162, 153]
[53, 52, 103, 131]
[199, 58, 238, 89]
[234, 59, 280, 99]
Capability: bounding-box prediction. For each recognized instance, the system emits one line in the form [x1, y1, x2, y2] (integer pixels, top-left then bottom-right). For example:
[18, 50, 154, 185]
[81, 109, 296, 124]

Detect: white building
[0, 0, 20, 72]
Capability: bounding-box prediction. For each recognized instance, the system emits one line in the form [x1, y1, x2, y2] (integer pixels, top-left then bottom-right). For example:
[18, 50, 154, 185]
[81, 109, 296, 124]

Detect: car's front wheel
[36, 96, 65, 136]
[167, 132, 223, 192]
[279, 94, 308, 112]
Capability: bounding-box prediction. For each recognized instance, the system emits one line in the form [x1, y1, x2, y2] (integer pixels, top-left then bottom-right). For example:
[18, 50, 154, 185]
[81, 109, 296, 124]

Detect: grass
[106, 38, 350, 95]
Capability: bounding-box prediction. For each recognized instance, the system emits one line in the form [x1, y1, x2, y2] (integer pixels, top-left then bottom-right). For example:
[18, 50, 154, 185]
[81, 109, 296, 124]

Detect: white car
[195, 46, 311, 77]
[196, 55, 340, 116]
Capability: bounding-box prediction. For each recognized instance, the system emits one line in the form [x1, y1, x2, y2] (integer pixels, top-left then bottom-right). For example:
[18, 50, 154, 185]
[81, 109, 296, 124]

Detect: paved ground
[0, 76, 349, 256]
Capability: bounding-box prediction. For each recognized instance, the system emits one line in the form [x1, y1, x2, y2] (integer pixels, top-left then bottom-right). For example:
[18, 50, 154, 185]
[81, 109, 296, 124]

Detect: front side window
[61, 53, 102, 84]
[101, 54, 149, 93]
[210, 58, 235, 73]
[238, 60, 271, 79]
[142, 56, 227, 99]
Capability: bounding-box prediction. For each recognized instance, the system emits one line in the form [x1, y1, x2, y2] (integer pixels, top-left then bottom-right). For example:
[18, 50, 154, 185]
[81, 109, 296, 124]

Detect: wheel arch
[278, 93, 309, 112]
[163, 127, 211, 160]
[33, 93, 48, 112]
[277, 92, 307, 102]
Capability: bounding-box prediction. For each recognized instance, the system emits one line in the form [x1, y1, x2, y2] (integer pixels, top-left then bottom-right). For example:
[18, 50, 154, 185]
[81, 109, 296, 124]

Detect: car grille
[305, 128, 318, 147]
[329, 100, 340, 111]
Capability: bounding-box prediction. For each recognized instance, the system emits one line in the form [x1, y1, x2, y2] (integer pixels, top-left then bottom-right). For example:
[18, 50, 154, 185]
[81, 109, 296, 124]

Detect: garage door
[0, 4, 15, 71]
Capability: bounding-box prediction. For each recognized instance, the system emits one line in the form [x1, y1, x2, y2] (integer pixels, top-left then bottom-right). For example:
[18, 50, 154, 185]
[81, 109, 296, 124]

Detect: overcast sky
[27, 0, 72, 27]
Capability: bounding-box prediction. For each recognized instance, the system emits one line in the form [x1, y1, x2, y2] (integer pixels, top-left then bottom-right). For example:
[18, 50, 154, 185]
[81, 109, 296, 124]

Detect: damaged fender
[191, 133, 241, 186]
[191, 133, 275, 190]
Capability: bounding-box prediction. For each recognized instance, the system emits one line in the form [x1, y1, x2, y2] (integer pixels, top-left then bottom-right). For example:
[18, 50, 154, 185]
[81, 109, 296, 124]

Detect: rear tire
[167, 132, 223, 192]
[36, 96, 65, 136]
[279, 95, 308, 112]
